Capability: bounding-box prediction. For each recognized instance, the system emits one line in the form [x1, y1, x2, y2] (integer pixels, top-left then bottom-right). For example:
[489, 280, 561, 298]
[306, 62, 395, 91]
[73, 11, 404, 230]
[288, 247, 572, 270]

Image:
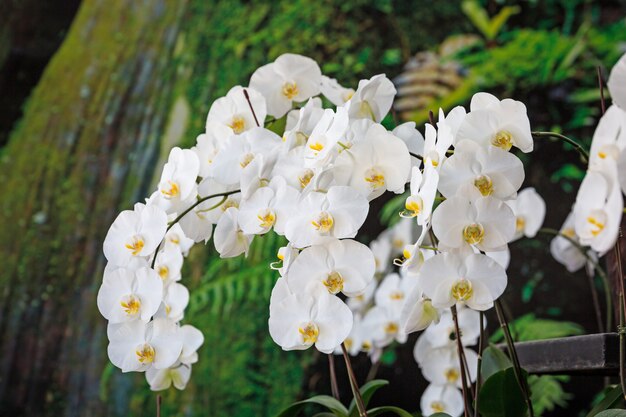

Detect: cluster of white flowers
[550, 53, 626, 272]
[100, 50, 617, 409]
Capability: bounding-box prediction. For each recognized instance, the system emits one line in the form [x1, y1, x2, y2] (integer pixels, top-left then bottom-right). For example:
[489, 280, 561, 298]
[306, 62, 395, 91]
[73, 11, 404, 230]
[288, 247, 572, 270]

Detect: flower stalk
[341, 343, 368, 417]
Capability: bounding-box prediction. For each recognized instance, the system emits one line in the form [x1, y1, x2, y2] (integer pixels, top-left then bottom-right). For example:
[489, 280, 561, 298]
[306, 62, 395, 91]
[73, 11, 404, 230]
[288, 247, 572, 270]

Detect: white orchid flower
[287, 238, 375, 297]
[374, 272, 418, 317]
[320, 75, 355, 106]
[573, 170, 623, 254]
[104, 203, 168, 267]
[284, 186, 369, 248]
[156, 282, 189, 322]
[268, 291, 353, 354]
[418, 251, 507, 311]
[97, 267, 163, 324]
[438, 139, 525, 200]
[146, 364, 192, 391]
[438, 106, 467, 145]
[457, 92, 533, 153]
[164, 223, 194, 256]
[421, 344, 478, 389]
[589, 105, 626, 176]
[211, 127, 282, 186]
[420, 384, 464, 417]
[550, 211, 593, 273]
[284, 98, 325, 149]
[193, 122, 232, 179]
[404, 165, 439, 226]
[179, 324, 204, 365]
[206, 86, 267, 135]
[213, 207, 253, 258]
[423, 307, 483, 349]
[422, 122, 454, 170]
[270, 244, 300, 277]
[608, 52, 626, 111]
[333, 123, 411, 200]
[385, 217, 420, 256]
[431, 187, 516, 252]
[154, 245, 183, 284]
[370, 236, 393, 274]
[303, 107, 349, 168]
[249, 53, 322, 118]
[155, 148, 200, 214]
[107, 318, 182, 372]
[347, 279, 377, 312]
[400, 285, 439, 334]
[362, 305, 407, 348]
[507, 187, 546, 241]
[345, 74, 396, 122]
[238, 177, 299, 236]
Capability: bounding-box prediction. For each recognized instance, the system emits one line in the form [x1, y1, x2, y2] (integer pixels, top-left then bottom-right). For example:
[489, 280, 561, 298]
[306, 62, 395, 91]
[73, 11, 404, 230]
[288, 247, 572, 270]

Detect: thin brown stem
[428, 110, 435, 126]
[341, 343, 368, 417]
[587, 270, 605, 333]
[243, 89, 260, 127]
[494, 300, 534, 417]
[156, 394, 162, 417]
[366, 360, 381, 383]
[451, 305, 472, 417]
[328, 354, 340, 401]
[474, 312, 485, 416]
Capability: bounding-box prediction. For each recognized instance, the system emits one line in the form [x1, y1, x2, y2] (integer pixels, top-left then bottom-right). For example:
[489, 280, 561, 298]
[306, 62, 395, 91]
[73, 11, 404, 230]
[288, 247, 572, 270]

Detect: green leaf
[481, 345, 512, 380]
[478, 368, 528, 417]
[366, 406, 415, 417]
[275, 395, 349, 417]
[487, 6, 520, 40]
[489, 313, 583, 343]
[596, 411, 626, 417]
[529, 375, 572, 415]
[587, 385, 625, 417]
[348, 380, 389, 417]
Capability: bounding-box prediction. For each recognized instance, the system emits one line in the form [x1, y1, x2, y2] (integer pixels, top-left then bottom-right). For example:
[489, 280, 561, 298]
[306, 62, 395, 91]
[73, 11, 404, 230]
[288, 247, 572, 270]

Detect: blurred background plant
[0, 0, 625, 416]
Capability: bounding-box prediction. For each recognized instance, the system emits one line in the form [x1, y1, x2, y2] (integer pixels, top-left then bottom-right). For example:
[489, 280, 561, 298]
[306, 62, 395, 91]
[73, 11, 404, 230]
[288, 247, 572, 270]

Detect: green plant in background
[461, 0, 521, 41]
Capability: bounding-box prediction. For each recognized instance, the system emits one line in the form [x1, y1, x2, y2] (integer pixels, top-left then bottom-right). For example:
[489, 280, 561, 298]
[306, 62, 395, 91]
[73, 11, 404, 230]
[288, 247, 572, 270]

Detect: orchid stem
[474, 312, 485, 416]
[366, 360, 381, 382]
[328, 354, 340, 401]
[409, 152, 423, 161]
[150, 189, 241, 268]
[451, 305, 473, 417]
[531, 131, 589, 162]
[243, 89, 260, 127]
[341, 343, 368, 417]
[494, 300, 534, 417]
[156, 394, 162, 417]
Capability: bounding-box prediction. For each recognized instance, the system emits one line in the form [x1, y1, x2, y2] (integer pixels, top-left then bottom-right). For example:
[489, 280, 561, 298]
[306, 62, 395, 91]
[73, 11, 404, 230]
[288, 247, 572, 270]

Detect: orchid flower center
[298, 169, 314, 189]
[451, 279, 473, 301]
[239, 153, 255, 168]
[323, 271, 344, 294]
[597, 144, 620, 160]
[384, 322, 399, 334]
[359, 100, 376, 121]
[445, 368, 460, 383]
[586, 211, 607, 237]
[430, 401, 446, 413]
[492, 130, 513, 151]
[257, 208, 276, 229]
[312, 211, 334, 232]
[229, 116, 246, 134]
[161, 180, 180, 198]
[516, 216, 526, 232]
[361, 341, 372, 351]
[135, 343, 155, 364]
[426, 151, 440, 167]
[562, 227, 576, 238]
[120, 294, 141, 315]
[308, 141, 324, 154]
[364, 167, 386, 189]
[343, 90, 355, 102]
[390, 291, 405, 301]
[463, 223, 485, 245]
[344, 338, 353, 350]
[282, 82, 299, 99]
[168, 234, 180, 245]
[157, 265, 169, 280]
[405, 195, 423, 217]
[474, 175, 494, 196]
[298, 322, 319, 344]
[125, 235, 145, 256]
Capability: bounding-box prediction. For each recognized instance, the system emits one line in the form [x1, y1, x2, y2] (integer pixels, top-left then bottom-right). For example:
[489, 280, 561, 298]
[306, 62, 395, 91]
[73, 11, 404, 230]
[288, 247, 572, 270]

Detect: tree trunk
[0, 1, 188, 415]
